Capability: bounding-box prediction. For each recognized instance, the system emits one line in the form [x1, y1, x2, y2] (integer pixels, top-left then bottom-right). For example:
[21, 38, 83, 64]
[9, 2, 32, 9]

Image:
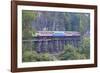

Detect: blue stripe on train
[53, 33, 65, 36]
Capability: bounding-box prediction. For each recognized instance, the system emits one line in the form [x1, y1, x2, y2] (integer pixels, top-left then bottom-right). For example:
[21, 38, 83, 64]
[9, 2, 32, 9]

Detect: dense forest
[22, 10, 90, 62]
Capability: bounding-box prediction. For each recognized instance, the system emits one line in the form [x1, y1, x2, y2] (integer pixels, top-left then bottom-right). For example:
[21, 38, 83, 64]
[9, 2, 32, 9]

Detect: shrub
[22, 50, 39, 62]
[22, 50, 55, 62]
[58, 44, 86, 60]
[80, 37, 90, 59]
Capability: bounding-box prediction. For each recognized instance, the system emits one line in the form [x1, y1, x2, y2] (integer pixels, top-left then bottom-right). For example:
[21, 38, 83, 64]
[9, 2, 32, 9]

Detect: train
[35, 31, 80, 37]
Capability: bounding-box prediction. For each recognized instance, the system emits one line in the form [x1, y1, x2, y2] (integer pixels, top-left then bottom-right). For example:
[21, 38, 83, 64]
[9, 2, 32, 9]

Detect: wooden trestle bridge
[23, 31, 80, 53]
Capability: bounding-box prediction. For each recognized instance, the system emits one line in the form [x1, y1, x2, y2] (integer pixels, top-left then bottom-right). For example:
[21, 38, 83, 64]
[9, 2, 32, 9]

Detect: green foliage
[22, 10, 37, 25]
[22, 51, 33, 62]
[22, 50, 55, 62]
[22, 10, 37, 39]
[32, 29, 37, 36]
[59, 36, 90, 60]
[80, 37, 90, 58]
[22, 29, 32, 39]
[58, 44, 86, 60]
[79, 14, 90, 35]
[37, 53, 54, 61]
[63, 13, 72, 31]
[22, 41, 32, 52]
[64, 13, 90, 34]
[22, 50, 40, 62]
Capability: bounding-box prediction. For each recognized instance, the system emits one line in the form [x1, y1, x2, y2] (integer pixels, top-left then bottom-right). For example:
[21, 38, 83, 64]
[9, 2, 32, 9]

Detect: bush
[80, 37, 90, 59]
[22, 50, 39, 62]
[37, 53, 54, 61]
[22, 50, 55, 62]
[22, 51, 33, 62]
[58, 44, 86, 60]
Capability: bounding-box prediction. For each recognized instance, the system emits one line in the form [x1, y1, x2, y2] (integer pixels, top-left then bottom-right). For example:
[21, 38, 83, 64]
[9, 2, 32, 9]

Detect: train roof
[35, 31, 80, 37]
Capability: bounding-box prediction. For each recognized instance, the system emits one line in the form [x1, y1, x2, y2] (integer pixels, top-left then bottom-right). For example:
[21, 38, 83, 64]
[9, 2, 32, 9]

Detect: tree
[79, 14, 90, 35]
[22, 10, 37, 39]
